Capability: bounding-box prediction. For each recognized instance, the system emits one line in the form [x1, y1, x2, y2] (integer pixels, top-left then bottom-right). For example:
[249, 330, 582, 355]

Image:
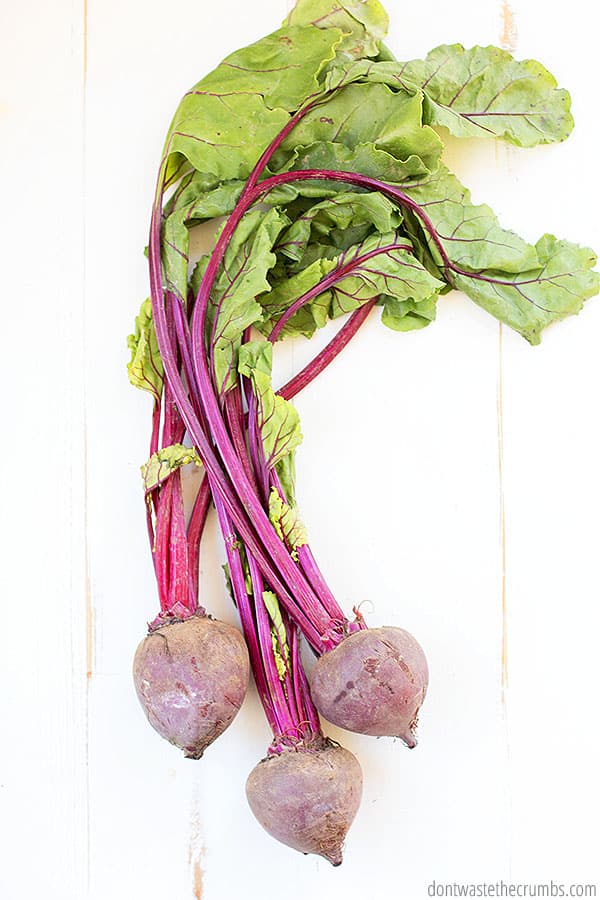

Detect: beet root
[245, 741, 362, 865]
[310, 626, 428, 747]
[133, 613, 249, 758]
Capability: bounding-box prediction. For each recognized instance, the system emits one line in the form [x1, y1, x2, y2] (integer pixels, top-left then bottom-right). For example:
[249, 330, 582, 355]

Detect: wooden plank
[0, 1, 88, 897]
[490, 0, 600, 886]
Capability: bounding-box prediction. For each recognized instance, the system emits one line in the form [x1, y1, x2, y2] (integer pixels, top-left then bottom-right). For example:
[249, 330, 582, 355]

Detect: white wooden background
[1, 1, 599, 897]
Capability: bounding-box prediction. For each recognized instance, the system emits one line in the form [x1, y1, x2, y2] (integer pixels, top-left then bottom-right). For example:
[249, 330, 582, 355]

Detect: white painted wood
[485, 5, 600, 887]
[0, 1, 88, 898]
[1, 0, 598, 897]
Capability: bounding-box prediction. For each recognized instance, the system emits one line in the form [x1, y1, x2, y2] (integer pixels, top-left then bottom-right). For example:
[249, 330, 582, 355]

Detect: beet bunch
[127, 0, 597, 866]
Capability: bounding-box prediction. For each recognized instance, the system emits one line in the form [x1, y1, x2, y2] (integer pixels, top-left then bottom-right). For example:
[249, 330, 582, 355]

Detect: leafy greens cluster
[126, 0, 598, 410]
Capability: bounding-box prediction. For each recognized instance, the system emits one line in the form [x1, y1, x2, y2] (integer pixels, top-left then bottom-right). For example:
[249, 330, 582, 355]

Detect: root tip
[399, 731, 418, 749]
[184, 746, 205, 760]
[323, 847, 344, 867]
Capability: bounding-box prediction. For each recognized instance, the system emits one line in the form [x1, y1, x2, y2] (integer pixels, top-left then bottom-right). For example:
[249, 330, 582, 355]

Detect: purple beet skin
[133, 613, 249, 758]
[246, 740, 362, 865]
[310, 626, 428, 747]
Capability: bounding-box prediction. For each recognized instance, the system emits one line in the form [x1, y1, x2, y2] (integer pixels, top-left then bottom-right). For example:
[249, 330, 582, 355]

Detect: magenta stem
[167, 469, 194, 614]
[268, 242, 413, 342]
[150, 199, 328, 650]
[278, 300, 376, 401]
[154, 477, 172, 611]
[212, 490, 281, 735]
[290, 626, 308, 730]
[247, 552, 297, 738]
[187, 313, 332, 638]
[213, 480, 306, 741]
[242, 94, 335, 195]
[171, 294, 374, 620]
[186, 476, 211, 608]
[223, 388, 260, 491]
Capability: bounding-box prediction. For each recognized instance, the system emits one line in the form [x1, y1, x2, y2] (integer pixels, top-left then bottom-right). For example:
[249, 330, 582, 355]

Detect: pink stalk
[151, 202, 328, 649]
[186, 477, 211, 602]
[212, 490, 281, 735]
[268, 243, 413, 342]
[277, 300, 376, 401]
[150, 252, 328, 646]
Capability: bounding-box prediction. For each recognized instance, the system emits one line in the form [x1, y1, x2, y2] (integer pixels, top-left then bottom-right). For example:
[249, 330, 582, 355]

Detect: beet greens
[127, 0, 598, 863]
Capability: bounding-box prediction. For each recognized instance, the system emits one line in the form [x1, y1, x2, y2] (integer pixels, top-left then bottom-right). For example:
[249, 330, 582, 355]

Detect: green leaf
[198, 26, 344, 109]
[274, 453, 298, 507]
[208, 207, 288, 394]
[261, 231, 443, 337]
[277, 190, 402, 263]
[263, 591, 290, 680]
[238, 341, 303, 468]
[323, 57, 392, 89]
[284, 0, 388, 59]
[262, 257, 335, 337]
[273, 84, 442, 176]
[164, 96, 287, 187]
[184, 179, 246, 219]
[162, 170, 220, 219]
[162, 25, 345, 184]
[329, 233, 444, 318]
[380, 294, 438, 331]
[268, 487, 308, 552]
[127, 299, 163, 403]
[403, 165, 540, 273]
[398, 166, 599, 340]
[279, 138, 436, 184]
[325, 46, 573, 147]
[453, 235, 600, 344]
[162, 175, 245, 302]
[397, 45, 574, 147]
[141, 444, 202, 493]
[264, 180, 346, 207]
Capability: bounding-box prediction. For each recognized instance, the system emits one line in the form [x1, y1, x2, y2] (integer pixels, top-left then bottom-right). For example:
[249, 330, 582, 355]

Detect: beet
[246, 740, 362, 865]
[133, 613, 249, 758]
[310, 626, 428, 747]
